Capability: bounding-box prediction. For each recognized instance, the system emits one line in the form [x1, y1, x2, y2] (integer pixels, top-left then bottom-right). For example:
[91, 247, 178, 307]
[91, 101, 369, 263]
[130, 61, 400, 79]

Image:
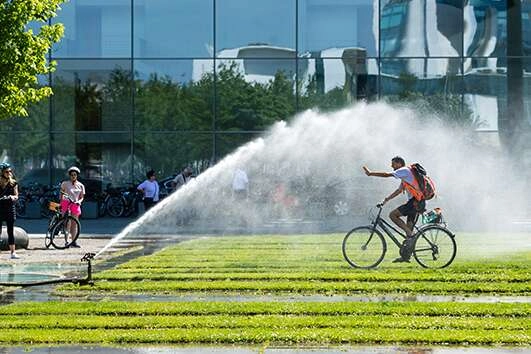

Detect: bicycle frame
[48, 195, 77, 231]
[367, 205, 423, 249]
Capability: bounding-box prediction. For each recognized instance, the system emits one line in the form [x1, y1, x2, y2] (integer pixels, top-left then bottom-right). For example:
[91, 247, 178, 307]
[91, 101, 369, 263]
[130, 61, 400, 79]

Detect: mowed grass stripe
[0, 327, 527, 345]
[61, 279, 531, 294]
[0, 314, 528, 331]
[3, 302, 527, 317]
[95, 270, 531, 283]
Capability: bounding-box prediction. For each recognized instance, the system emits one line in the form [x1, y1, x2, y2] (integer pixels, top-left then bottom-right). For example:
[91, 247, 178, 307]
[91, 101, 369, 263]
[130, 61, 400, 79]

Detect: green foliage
[0, 0, 65, 120]
[299, 75, 350, 112]
[383, 72, 483, 130]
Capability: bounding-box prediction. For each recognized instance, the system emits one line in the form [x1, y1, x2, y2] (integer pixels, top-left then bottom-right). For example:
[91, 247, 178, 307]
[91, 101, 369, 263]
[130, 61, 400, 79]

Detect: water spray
[0, 252, 95, 287]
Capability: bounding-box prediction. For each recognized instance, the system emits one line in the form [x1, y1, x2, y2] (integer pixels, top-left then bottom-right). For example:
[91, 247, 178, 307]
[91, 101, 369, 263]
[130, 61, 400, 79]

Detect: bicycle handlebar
[61, 191, 78, 204]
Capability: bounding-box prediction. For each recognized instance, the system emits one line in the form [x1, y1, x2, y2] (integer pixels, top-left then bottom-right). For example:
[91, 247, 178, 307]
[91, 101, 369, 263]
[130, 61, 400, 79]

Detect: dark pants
[0, 216, 15, 245]
[143, 197, 156, 211]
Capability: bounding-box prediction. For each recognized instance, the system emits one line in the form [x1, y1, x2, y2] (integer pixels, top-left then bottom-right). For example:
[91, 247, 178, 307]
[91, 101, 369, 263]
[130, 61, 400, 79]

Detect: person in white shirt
[171, 166, 193, 192]
[231, 167, 250, 227]
[362, 156, 426, 263]
[232, 168, 249, 200]
[60, 166, 85, 248]
[137, 169, 160, 211]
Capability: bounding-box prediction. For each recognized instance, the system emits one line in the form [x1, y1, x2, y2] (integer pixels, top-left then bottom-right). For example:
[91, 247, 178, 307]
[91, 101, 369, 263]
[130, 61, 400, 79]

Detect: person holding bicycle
[0, 163, 20, 259]
[60, 166, 85, 248]
[363, 156, 425, 263]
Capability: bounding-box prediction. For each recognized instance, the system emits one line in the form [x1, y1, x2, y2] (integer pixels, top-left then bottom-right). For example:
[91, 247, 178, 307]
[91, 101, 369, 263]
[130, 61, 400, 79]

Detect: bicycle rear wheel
[342, 226, 386, 269]
[413, 225, 456, 269]
[50, 216, 81, 250]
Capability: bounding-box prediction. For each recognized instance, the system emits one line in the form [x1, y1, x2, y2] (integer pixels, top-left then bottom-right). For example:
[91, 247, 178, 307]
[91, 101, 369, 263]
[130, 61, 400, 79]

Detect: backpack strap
[402, 167, 424, 201]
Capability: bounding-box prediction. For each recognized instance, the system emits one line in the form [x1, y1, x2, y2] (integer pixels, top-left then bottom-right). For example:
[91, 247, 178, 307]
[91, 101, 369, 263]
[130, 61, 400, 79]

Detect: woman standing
[0, 163, 19, 259]
[137, 169, 159, 211]
[60, 166, 85, 248]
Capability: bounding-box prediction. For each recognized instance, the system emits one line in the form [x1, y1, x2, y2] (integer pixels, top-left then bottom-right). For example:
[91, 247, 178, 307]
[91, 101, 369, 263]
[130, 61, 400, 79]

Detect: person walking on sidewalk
[0, 163, 20, 259]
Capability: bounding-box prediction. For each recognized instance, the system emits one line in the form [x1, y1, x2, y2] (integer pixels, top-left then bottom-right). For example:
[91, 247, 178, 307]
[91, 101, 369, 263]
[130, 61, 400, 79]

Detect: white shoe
[10, 252, 20, 259]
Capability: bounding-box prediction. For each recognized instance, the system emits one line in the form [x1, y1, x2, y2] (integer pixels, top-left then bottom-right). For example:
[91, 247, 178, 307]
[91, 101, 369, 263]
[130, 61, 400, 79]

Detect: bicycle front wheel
[413, 225, 456, 269]
[342, 226, 386, 269]
[50, 216, 81, 250]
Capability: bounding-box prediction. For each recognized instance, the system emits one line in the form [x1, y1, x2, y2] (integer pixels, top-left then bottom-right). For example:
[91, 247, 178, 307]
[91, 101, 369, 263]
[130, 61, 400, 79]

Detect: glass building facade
[1, 0, 530, 190]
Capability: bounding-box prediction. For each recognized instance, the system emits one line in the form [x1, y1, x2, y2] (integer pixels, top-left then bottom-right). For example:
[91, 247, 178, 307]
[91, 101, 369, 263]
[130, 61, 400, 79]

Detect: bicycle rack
[0, 252, 96, 287]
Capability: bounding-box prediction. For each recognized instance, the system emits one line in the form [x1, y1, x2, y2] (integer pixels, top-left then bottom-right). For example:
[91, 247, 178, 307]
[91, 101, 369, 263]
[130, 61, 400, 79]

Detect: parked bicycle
[342, 204, 457, 269]
[104, 184, 142, 217]
[15, 183, 61, 218]
[45, 192, 81, 249]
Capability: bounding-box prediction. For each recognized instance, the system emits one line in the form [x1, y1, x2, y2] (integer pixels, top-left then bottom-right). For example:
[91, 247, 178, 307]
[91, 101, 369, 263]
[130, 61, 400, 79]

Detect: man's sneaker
[10, 252, 20, 259]
[392, 257, 410, 263]
[69, 242, 81, 248]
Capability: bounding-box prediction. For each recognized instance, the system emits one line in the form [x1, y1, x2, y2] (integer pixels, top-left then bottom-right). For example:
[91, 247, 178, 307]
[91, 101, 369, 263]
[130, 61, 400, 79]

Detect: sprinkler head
[81, 252, 95, 262]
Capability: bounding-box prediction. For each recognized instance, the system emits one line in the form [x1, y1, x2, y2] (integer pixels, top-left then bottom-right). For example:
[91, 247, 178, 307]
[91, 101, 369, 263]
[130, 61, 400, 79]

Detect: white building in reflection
[193, 45, 376, 102]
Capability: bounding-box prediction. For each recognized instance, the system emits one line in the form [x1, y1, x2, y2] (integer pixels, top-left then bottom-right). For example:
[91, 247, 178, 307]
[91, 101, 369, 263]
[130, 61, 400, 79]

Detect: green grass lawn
[0, 234, 529, 345]
[65, 234, 531, 296]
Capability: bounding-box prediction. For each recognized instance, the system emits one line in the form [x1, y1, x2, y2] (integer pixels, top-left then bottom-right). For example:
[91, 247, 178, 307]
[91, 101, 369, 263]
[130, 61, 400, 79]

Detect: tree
[0, 0, 65, 120]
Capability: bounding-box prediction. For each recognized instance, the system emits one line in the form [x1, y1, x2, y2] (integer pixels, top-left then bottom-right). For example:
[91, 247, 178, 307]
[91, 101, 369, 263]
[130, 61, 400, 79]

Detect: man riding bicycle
[362, 156, 426, 263]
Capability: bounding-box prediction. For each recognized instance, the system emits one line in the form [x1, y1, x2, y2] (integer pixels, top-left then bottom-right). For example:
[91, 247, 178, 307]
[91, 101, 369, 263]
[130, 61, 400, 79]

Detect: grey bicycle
[342, 204, 457, 269]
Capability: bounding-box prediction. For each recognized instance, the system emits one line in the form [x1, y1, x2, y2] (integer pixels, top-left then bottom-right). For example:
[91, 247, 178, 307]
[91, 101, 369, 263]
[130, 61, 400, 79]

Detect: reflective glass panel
[216, 0, 296, 58]
[465, 0, 506, 57]
[52, 132, 132, 191]
[464, 57, 506, 131]
[298, 0, 377, 57]
[134, 0, 213, 58]
[134, 60, 214, 131]
[381, 0, 463, 57]
[0, 133, 49, 187]
[134, 133, 213, 181]
[52, 0, 132, 58]
[381, 58, 466, 125]
[215, 59, 296, 130]
[298, 58, 378, 111]
[524, 3, 531, 56]
[52, 60, 132, 131]
[497, 58, 531, 138]
[0, 98, 49, 132]
[523, 58, 531, 128]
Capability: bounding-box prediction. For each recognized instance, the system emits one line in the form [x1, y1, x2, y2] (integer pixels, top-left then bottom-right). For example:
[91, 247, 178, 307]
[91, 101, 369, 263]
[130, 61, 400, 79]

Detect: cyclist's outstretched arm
[362, 166, 393, 178]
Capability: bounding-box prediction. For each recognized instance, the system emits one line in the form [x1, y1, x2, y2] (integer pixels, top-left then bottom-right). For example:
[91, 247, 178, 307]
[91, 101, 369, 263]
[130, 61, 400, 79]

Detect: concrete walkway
[16, 216, 135, 236]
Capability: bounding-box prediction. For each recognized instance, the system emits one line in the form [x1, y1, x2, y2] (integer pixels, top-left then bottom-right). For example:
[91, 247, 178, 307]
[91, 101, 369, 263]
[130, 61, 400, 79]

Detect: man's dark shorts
[398, 198, 424, 224]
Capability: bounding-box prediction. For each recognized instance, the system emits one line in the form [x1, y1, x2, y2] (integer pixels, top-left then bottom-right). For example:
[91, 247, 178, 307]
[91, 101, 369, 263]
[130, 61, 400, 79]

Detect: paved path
[16, 216, 134, 236]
